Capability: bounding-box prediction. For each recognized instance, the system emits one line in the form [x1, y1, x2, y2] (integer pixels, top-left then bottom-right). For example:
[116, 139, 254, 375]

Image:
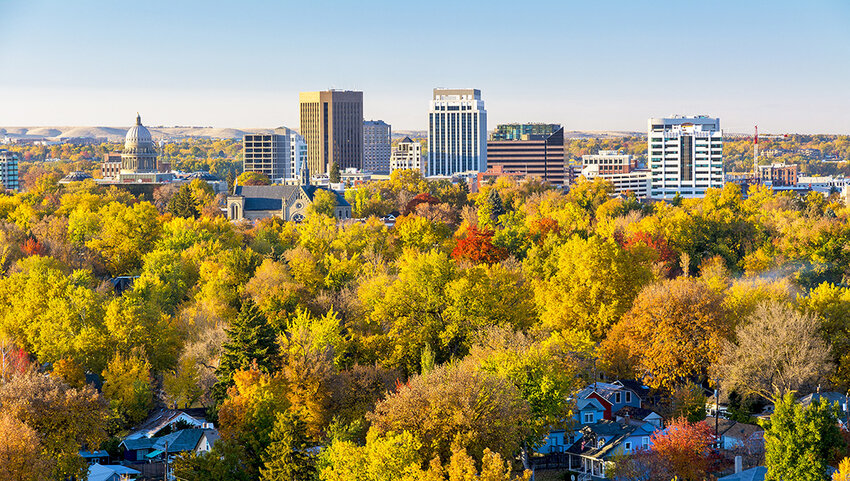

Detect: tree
[237, 171, 271, 186]
[167, 184, 200, 218]
[477, 188, 506, 229]
[764, 394, 844, 481]
[309, 189, 338, 218]
[451, 227, 508, 264]
[260, 410, 315, 481]
[600, 277, 729, 391]
[715, 301, 832, 401]
[329, 160, 341, 184]
[649, 417, 715, 481]
[835, 457, 850, 481]
[367, 357, 532, 464]
[0, 412, 51, 481]
[214, 300, 280, 399]
[173, 438, 254, 481]
[101, 350, 154, 427]
[163, 353, 203, 408]
[0, 372, 109, 480]
[51, 358, 85, 389]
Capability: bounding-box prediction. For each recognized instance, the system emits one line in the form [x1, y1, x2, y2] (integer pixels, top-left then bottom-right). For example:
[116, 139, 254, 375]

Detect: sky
[0, 0, 848, 134]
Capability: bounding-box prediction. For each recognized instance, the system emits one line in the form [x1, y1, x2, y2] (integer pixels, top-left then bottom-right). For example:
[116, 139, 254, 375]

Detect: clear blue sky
[1, 0, 848, 133]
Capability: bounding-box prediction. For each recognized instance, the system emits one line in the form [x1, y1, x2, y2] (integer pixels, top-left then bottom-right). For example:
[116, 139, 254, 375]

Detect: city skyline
[0, 0, 849, 134]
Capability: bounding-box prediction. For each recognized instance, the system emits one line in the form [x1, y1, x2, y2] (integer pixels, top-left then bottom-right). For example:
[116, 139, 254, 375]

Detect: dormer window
[583, 412, 594, 424]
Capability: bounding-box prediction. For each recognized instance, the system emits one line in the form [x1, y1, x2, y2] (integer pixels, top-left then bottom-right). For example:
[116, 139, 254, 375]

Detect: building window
[626, 392, 632, 403]
[642, 436, 650, 448]
[615, 392, 621, 403]
[583, 413, 594, 424]
[625, 442, 631, 452]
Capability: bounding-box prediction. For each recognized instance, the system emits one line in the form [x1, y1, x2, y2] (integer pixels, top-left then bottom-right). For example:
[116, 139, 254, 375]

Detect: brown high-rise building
[299, 90, 363, 176]
[486, 126, 567, 186]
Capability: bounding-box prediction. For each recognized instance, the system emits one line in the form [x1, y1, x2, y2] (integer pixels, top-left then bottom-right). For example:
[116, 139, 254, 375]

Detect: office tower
[289, 130, 308, 182]
[428, 88, 487, 176]
[581, 151, 651, 197]
[0, 149, 19, 191]
[390, 137, 423, 174]
[491, 123, 561, 141]
[299, 90, 364, 176]
[486, 125, 566, 185]
[648, 116, 723, 199]
[363, 120, 391, 174]
[243, 130, 289, 181]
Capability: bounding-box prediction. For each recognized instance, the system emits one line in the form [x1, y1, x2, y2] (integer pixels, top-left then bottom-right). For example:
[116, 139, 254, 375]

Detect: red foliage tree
[404, 192, 441, 215]
[21, 238, 46, 257]
[452, 227, 508, 265]
[528, 217, 561, 245]
[650, 417, 715, 481]
[0, 343, 32, 383]
[620, 231, 678, 277]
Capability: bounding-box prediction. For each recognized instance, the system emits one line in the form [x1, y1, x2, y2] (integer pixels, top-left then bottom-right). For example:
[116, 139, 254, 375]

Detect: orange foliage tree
[650, 417, 715, 481]
[452, 227, 508, 264]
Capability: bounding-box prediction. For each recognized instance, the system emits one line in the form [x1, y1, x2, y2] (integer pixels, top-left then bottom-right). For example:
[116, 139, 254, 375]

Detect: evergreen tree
[226, 170, 236, 191]
[764, 393, 844, 481]
[486, 188, 505, 225]
[168, 184, 200, 219]
[329, 160, 341, 183]
[214, 300, 279, 400]
[260, 411, 315, 481]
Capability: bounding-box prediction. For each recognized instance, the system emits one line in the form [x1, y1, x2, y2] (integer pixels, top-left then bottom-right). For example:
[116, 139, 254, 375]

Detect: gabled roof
[233, 184, 350, 211]
[614, 406, 661, 421]
[125, 408, 205, 440]
[88, 463, 141, 481]
[705, 416, 763, 440]
[718, 466, 766, 481]
[121, 428, 213, 453]
[568, 420, 647, 459]
[798, 391, 847, 408]
[577, 397, 606, 411]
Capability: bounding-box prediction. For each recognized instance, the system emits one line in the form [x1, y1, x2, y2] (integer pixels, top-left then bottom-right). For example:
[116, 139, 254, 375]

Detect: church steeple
[299, 157, 310, 186]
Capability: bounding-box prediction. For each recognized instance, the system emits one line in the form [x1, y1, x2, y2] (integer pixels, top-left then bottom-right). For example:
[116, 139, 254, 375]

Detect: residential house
[79, 449, 110, 465]
[614, 406, 663, 429]
[717, 466, 767, 481]
[565, 419, 656, 479]
[125, 408, 210, 441]
[87, 463, 141, 481]
[576, 381, 643, 420]
[705, 417, 764, 453]
[120, 428, 219, 462]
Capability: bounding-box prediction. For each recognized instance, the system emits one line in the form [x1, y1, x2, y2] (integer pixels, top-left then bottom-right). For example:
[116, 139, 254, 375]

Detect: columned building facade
[648, 116, 723, 199]
[427, 88, 487, 176]
[299, 90, 363, 176]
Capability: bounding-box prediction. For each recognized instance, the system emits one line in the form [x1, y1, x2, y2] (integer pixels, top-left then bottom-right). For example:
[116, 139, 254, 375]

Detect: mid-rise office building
[363, 120, 391, 174]
[581, 150, 638, 174]
[0, 149, 19, 191]
[486, 126, 566, 185]
[648, 116, 723, 199]
[428, 88, 487, 176]
[491, 123, 561, 141]
[289, 130, 307, 182]
[390, 137, 423, 174]
[101, 151, 123, 179]
[757, 163, 798, 187]
[579, 164, 651, 198]
[299, 90, 364, 176]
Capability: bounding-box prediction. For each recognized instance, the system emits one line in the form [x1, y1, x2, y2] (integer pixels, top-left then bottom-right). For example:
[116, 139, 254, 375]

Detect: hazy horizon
[1, 0, 848, 134]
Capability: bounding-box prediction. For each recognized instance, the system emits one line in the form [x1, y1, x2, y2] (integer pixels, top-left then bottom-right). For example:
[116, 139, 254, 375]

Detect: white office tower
[648, 116, 723, 199]
[363, 120, 391, 174]
[428, 88, 487, 176]
[289, 131, 307, 182]
[390, 137, 423, 174]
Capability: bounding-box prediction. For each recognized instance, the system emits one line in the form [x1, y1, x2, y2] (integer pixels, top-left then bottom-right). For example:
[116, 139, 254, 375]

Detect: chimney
[735, 455, 743, 474]
[625, 414, 631, 425]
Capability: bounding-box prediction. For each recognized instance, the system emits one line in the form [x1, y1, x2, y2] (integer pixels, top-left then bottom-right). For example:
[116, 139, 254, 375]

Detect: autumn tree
[715, 301, 832, 401]
[0, 412, 51, 481]
[101, 350, 154, 427]
[451, 227, 508, 264]
[600, 277, 729, 391]
[261, 410, 315, 481]
[237, 171, 271, 186]
[649, 417, 715, 481]
[309, 189, 338, 218]
[764, 394, 844, 481]
[368, 357, 532, 464]
[51, 358, 85, 389]
[214, 300, 280, 399]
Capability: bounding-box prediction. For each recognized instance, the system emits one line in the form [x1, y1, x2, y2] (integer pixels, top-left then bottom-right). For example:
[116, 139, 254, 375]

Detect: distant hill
[0, 126, 278, 142]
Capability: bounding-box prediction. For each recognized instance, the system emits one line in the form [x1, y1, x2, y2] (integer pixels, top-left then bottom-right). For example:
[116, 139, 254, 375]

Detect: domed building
[121, 113, 158, 173]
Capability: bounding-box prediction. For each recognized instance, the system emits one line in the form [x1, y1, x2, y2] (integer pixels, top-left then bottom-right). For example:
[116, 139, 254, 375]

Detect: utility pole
[164, 440, 169, 481]
[714, 388, 720, 449]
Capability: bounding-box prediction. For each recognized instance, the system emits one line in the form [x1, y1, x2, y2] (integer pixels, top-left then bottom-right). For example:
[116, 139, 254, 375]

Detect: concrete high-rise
[486, 125, 566, 185]
[363, 120, 391, 174]
[390, 137, 423, 174]
[0, 149, 19, 191]
[648, 116, 723, 199]
[243, 128, 307, 182]
[428, 88, 487, 176]
[299, 90, 364, 176]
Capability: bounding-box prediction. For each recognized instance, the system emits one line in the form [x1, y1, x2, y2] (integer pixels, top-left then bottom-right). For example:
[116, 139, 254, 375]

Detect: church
[226, 160, 351, 222]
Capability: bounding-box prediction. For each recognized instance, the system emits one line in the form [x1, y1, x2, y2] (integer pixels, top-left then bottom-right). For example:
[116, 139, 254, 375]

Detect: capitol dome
[121, 113, 158, 173]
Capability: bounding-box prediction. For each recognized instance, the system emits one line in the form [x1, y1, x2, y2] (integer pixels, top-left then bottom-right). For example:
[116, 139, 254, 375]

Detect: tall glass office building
[427, 88, 487, 176]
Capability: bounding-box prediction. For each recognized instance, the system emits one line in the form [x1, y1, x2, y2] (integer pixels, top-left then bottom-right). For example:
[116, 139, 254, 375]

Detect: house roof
[151, 428, 207, 453]
[234, 184, 350, 211]
[577, 397, 606, 411]
[718, 466, 766, 481]
[79, 449, 109, 459]
[576, 381, 637, 405]
[87, 463, 141, 481]
[126, 408, 205, 440]
[568, 420, 654, 460]
[705, 416, 763, 440]
[798, 391, 847, 408]
[614, 406, 660, 420]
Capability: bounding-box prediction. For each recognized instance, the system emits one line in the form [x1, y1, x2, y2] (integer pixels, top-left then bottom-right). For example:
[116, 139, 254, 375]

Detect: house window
[624, 441, 632, 452]
[642, 436, 650, 448]
[615, 392, 621, 403]
[626, 391, 632, 403]
[583, 413, 594, 423]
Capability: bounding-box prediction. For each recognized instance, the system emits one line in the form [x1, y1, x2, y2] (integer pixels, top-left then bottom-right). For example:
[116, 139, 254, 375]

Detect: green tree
[214, 300, 280, 399]
[167, 184, 200, 218]
[309, 189, 338, 218]
[237, 171, 271, 186]
[329, 161, 341, 184]
[261, 410, 315, 481]
[764, 394, 844, 481]
[101, 350, 153, 427]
